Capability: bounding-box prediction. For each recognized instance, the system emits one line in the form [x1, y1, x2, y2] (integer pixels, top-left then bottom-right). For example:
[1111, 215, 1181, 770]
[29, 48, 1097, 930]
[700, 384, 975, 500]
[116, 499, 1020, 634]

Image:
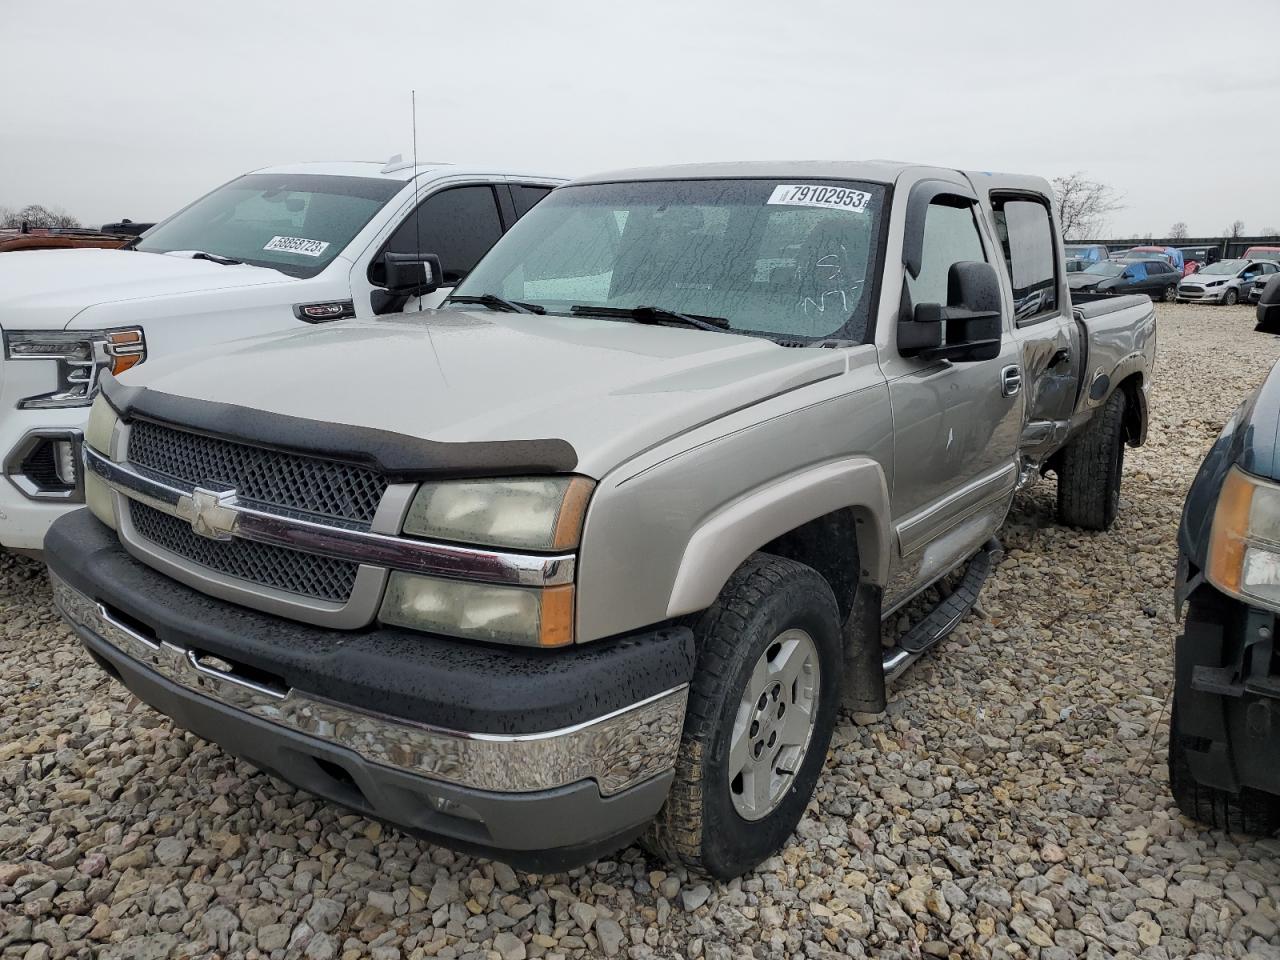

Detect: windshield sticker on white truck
[767, 185, 870, 213]
[263, 236, 330, 257]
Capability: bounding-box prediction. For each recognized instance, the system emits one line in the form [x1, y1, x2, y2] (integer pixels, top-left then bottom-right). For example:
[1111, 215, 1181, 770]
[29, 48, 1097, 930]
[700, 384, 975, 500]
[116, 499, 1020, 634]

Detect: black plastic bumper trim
[45, 508, 696, 735]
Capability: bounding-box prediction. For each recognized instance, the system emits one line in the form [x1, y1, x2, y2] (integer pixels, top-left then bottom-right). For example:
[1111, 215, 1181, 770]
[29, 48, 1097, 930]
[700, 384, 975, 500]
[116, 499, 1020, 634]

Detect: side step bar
[881, 538, 1002, 684]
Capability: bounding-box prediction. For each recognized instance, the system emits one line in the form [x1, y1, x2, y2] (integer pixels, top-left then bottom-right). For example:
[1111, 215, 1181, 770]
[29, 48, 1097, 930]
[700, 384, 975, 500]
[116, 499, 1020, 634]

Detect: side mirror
[383, 252, 443, 295]
[899, 261, 1002, 363]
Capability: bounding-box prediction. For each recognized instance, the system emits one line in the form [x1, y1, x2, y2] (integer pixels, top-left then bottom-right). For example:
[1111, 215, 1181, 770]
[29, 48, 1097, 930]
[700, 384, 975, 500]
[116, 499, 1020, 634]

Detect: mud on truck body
[46, 161, 1155, 878]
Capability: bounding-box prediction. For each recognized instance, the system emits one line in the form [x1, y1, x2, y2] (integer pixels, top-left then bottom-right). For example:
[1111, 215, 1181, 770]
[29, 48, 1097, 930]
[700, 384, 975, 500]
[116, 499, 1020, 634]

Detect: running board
[881, 538, 1002, 684]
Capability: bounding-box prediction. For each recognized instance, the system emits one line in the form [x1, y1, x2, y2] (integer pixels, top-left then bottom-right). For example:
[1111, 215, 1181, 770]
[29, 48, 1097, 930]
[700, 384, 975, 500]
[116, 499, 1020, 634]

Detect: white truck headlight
[403, 476, 594, 550]
[1207, 466, 1280, 607]
[380, 574, 574, 647]
[4, 328, 146, 409]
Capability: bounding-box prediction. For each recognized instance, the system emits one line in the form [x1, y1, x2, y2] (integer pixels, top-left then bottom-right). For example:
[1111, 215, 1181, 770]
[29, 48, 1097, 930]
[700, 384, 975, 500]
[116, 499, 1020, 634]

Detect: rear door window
[991, 196, 1058, 323]
[511, 185, 554, 219]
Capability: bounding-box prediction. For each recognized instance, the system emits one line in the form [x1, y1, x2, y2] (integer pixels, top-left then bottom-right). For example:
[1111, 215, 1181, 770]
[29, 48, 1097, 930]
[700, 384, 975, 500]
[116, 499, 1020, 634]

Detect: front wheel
[1224, 288, 1239, 306]
[645, 553, 843, 878]
[1163, 284, 1178, 303]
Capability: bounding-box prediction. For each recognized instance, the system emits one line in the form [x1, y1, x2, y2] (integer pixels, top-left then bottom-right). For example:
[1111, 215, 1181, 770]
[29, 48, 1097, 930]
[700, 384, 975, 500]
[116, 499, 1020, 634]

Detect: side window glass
[381, 186, 503, 285]
[511, 185, 553, 220]
[907, 201, 986, 307]
[992, 197, 1058, 322]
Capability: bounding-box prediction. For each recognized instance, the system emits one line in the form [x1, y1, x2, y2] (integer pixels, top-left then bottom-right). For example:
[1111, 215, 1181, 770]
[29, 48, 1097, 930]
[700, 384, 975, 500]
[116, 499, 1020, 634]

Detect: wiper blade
[447, 293, 545, 315]
[190, 251, 243, 265]
[569, 304, 730, 331]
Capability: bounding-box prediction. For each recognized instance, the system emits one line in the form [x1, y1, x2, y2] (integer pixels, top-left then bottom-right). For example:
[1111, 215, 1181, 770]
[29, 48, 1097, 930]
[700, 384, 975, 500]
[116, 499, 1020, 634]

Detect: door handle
[1000, 365, 1022, 398]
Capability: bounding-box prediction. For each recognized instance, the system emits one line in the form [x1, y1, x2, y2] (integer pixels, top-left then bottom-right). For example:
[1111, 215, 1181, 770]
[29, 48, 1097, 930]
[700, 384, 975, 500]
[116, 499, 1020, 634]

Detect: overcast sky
[3, 0, 1277, 238]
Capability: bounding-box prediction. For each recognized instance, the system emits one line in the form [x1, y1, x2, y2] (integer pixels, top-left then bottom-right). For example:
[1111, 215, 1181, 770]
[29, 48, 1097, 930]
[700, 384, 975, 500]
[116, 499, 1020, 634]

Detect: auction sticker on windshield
[767, 185, 870, 212]
[263, 236, 331, 257]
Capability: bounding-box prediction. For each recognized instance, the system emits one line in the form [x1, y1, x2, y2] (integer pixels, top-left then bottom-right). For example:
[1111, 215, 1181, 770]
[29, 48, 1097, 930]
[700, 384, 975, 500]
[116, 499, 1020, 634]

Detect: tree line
[0, 204, 81, 230]
[1051, 173, 1274, 241]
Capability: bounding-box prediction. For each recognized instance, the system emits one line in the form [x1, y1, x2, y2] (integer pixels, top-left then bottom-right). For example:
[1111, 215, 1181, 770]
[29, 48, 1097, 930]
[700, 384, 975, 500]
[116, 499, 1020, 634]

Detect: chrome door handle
[1001, 365, 1022, 397]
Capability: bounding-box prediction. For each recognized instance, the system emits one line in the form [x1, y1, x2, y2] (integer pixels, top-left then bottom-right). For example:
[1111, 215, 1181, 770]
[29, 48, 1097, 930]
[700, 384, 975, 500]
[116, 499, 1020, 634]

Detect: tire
[1168, 699, 1280, 835]
[1163, 284, 1178, 303]
[645, 553, 843, 878]
[1224, 288, 1239, 306]
[1057, 388, 1126, 530]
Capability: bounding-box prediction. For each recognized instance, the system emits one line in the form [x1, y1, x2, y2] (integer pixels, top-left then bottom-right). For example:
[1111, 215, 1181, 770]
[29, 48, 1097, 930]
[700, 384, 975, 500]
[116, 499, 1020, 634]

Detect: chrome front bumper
[51, 572, 687, 797]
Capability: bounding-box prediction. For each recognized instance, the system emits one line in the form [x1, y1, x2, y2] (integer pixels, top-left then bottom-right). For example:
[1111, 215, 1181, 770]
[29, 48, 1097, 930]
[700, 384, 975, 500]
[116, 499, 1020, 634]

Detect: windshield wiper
[569, 304, 730, 332]
[447, 293, 545, 315]
[190, 251, 243, 265]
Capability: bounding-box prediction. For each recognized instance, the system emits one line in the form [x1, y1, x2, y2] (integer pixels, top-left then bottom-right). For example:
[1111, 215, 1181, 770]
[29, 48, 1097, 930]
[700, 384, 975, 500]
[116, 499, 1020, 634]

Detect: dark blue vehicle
[1172, 361, 1280, 832]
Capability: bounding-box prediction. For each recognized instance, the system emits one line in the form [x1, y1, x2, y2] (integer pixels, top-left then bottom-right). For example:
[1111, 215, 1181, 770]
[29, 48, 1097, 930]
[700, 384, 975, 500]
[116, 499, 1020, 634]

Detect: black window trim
[989, 190, 1062, 329]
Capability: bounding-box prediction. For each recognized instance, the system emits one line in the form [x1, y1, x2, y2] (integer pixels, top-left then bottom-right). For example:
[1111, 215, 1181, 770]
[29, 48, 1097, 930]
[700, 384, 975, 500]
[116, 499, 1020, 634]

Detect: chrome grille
[128, 420, 387, 526]
[129, 501, 359, 603]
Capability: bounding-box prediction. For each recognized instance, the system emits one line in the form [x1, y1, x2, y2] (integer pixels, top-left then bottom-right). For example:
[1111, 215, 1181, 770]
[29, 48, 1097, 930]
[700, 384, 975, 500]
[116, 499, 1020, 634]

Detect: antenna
[411, 90, 422, 279]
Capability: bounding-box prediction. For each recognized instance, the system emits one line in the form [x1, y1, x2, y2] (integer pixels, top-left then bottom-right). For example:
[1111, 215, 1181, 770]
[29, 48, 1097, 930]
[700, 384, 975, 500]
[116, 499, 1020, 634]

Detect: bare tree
[1262, 226, 1279, 237]
[1168, 222, 1189, 240]
[0, 204, 80, 229]
[1051, 172, 1123, 240]
[1226, 219, 1246, 239]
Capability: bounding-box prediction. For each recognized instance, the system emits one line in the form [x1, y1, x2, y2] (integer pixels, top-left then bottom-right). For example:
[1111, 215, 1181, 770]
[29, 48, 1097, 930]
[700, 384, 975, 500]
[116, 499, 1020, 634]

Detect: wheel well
[760, 508, 861, 619]
[1117, 372, 1146, 446]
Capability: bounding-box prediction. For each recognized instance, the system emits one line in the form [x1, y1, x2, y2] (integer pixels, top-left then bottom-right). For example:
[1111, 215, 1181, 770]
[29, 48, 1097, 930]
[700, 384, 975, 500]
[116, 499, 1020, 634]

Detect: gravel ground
[4, 302, 1280, 960]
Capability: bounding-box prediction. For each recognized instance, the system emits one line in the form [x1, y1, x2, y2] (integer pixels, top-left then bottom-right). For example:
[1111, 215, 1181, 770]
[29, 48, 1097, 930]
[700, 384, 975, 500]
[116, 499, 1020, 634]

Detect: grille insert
[128, 420, 387, 526]
[129, 501, 359, 603]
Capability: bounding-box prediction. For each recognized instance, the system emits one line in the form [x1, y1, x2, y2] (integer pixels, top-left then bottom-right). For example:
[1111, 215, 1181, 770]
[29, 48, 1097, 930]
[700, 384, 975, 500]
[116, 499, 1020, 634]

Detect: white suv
[0, 161, 563, 550]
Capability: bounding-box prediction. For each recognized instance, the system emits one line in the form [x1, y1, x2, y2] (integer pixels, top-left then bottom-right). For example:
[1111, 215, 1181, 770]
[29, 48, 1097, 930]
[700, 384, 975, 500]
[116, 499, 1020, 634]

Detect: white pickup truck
[0, 161, 562, 551]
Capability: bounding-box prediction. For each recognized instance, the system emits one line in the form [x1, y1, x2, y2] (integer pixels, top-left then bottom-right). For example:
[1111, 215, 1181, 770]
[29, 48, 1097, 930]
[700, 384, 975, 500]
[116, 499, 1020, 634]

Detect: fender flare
[665, 457, 892, 618]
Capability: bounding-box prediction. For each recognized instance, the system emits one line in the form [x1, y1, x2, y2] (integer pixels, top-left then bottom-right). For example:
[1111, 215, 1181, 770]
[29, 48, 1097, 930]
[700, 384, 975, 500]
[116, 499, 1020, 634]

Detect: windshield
[452, 178, 887, 341]
[1201, 259, 1246, 275]
[1245, 248, 1280, 260]
[135, 173, 403, 278]
[1083, 261, 1124, 277]
[1064, 245, 1090, 259]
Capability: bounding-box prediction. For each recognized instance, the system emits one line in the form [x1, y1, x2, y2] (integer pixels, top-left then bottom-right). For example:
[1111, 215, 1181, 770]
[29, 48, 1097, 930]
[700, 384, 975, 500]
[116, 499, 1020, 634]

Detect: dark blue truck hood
[1178, 359, 1280, 578]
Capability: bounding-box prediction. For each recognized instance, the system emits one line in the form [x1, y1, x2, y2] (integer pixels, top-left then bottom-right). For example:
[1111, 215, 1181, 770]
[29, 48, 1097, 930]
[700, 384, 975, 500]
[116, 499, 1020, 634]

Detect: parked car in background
[0, 227, 135, 253]
[1063, 243, 1109, 273]
[100, 219, 155, 237]
[1123, 245, 1184, 274]
[46, 160, 1156, 877]
[0, 160, 563, 552]
[1243, 245, 1280, 262]
[1068, 258, 1180, 301]
[1256, 275, 1280, 331]
[1171, 358, 1280, 834]
[1178, 259, 1279, 305]
[1180, 246, 1220, 276]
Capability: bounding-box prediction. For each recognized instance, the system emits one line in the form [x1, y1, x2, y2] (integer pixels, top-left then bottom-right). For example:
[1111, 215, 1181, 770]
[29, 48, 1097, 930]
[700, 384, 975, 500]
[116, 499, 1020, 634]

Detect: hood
[0, 248, 293, 330]
[117, 310, 848, 479]
[1067, 273, 1106, 290]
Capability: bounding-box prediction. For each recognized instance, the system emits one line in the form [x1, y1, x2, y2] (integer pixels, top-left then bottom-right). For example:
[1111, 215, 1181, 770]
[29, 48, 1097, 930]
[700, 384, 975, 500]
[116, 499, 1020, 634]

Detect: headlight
[1206, 466, 1280, 608]
[403, 476, 594, 550]
[3, 328, 145, 408]
[1206, 280, 1225, 288]
[83, 395, 121, 529]
[380, 575, 574, 647]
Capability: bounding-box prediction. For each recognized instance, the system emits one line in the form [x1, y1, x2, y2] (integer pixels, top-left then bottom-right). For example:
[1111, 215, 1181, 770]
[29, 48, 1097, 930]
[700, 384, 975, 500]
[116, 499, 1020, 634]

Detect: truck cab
[0, 161, 563, 550]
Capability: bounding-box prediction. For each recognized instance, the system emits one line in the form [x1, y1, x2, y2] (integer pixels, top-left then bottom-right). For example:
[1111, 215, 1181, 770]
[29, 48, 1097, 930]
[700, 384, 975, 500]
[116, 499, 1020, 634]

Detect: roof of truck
[247, 160, 564, 183]
[570, 161, 1052, 195]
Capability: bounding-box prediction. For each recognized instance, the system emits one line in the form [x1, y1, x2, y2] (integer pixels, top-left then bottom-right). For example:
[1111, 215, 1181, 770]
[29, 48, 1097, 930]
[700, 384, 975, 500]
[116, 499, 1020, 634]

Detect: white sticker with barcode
[767, 184, 870, 212]
[263, 235, 330, 257]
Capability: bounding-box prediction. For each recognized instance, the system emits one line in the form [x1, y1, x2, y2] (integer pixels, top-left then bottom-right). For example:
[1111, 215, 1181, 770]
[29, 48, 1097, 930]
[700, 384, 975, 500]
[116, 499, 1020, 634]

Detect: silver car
[1178, 258, 1280, 305]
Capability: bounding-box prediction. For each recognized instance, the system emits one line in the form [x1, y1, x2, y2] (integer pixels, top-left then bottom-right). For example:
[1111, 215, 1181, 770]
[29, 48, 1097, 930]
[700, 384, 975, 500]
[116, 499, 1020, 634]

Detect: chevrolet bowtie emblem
[177, 487, 239, 541]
